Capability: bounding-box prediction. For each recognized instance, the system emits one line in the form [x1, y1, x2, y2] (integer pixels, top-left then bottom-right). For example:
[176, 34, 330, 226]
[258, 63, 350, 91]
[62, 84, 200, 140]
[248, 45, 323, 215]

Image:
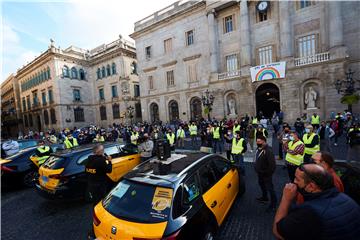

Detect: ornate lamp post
[334, 69, 360, 113]
[126, 105, 135, 124]
[201, 89, 215, 120]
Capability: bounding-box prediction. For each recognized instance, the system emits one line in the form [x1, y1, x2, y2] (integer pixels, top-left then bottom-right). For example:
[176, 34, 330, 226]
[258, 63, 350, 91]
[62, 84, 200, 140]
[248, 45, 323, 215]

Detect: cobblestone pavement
[1, 162, 289, 240]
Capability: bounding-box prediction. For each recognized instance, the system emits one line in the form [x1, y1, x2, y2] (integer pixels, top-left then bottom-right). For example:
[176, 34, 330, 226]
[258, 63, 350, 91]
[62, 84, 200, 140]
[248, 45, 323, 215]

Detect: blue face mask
[305, 128, 310, 133]
[289, 136, 295, 141]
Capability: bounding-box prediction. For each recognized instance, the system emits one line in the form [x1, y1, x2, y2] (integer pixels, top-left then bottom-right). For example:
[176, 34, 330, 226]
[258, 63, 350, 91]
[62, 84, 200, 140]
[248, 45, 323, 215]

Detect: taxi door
[105, 146, 129, 182]
[200, 163, 228, 226]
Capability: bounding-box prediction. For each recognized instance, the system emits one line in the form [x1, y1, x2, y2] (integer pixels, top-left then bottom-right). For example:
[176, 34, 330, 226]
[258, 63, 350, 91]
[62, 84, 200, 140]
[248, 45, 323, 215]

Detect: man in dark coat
[254, 135, 277, 211]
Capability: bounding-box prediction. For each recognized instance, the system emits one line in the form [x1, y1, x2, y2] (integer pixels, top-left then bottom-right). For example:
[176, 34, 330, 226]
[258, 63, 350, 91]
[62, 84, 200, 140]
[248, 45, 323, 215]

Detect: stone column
[240, 0, 251, 67]
[207, 9, 219, 73]
[279, 0, 292, 58]
[328, 1, 343, 48]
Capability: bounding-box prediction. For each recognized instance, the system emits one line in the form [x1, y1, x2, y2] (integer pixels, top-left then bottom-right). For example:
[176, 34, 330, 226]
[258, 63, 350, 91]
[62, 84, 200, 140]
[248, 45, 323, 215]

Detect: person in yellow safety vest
[283, 131, 305, 182]
[232, 120, 241, 135]
[93, 133, 105, 143]
[302, 125, 320, 164]
[255, 125, 268, 139]
[176, 126, 185, 149]
[131, 131, 139, 145]
[231, 131, 247, 175]
[166, 129, 176, 151]
[64, 134, 79, 149]
[212, 123, 224, 154]
[34, 140, 53, 166]
[311, 113, 320, 130]
[252, 116, 259, 126]
[189, 122, 198, 149]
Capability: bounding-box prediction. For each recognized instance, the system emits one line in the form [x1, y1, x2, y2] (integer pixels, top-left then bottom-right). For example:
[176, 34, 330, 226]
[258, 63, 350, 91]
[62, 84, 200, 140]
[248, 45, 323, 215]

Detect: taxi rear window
[103, 180, 173, 223]
[42, 156, 67, 169]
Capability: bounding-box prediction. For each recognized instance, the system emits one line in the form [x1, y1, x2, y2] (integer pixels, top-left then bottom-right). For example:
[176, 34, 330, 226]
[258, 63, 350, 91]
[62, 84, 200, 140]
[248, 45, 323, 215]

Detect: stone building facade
[14, 37, 139, 132]
[130, 0, 360, 123]
[1, 74, 22, 137]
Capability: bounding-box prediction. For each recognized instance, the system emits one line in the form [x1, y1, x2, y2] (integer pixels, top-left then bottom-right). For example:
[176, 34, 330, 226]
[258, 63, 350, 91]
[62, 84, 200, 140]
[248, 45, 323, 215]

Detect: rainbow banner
[250, 61, 286, 82]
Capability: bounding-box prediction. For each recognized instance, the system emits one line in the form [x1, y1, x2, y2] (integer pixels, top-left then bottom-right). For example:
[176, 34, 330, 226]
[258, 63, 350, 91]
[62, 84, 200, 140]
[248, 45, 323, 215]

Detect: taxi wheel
[203, 229, 215, 240]
[23, 171, 39, 188]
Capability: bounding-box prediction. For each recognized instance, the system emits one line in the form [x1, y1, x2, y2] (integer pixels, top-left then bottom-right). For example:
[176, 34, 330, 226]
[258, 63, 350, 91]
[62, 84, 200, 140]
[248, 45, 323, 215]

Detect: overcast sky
[1, 0, 176, 82]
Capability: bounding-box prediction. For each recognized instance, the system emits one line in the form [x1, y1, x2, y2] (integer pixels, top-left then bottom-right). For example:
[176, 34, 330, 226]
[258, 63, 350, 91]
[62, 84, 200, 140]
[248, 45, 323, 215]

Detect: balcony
[294, 52, 330, 67]
[218, 70, 241, 80]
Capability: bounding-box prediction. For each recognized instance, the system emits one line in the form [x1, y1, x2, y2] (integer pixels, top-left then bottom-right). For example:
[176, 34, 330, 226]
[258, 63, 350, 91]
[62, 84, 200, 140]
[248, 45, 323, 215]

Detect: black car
[35, 143, 140, 200]
[1, 144, 62, 187]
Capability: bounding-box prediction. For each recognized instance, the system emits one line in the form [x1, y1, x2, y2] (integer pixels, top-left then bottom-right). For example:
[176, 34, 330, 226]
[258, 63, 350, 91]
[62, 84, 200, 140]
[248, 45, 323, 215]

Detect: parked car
[35, 143, 140, 200]
[93, 152, 245, 240]
[333, 161, 360, 205]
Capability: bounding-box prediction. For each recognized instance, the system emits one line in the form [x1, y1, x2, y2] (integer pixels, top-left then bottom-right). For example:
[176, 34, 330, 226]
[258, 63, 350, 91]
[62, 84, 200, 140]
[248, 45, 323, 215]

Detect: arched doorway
[190, 97, 202, 121]
[168, 100, 179, 123]
[150, 103, 159, 123]
[256, 83, 280, 118]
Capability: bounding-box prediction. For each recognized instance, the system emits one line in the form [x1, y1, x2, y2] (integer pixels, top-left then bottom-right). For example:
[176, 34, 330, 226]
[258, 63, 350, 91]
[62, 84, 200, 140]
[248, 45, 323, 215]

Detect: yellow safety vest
[131, 132, 139, 145]
[213, 127, 220, 139]
[311, 115, 320, 125]
[285, 140, 304, 166]
[166, 133, 175, 145]
[252, 118, 258, 124]
[64, 138, 78, 149]
[177, 129, 185, 138]
[233, 125, 240, 134]
[231, 138, 244, 155]
[36, 146, 51, 165]
[190, 125, 197, 136]
[302, 133, 320, 155]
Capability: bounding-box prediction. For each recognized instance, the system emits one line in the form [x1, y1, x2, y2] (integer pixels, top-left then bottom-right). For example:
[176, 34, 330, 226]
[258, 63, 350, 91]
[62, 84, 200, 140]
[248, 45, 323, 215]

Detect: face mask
[305, 129, 310, 133]
[289, 136, 295, 141]
[257, 143, 263, 149]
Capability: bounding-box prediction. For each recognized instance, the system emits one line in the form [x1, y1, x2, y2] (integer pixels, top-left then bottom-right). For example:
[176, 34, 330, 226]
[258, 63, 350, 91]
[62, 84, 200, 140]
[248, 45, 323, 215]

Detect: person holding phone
[84, 144, 112, 204]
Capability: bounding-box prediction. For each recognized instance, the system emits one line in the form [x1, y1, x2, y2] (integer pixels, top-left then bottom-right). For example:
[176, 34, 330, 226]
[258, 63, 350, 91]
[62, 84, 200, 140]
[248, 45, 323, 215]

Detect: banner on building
[250, 61, 286, 82]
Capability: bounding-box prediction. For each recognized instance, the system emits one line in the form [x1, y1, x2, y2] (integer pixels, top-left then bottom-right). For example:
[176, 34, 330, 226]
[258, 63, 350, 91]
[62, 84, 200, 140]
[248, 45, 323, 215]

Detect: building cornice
[183, 54, 202, 62]
[161, 60, 177, 68]
[143, 66, 158, 73]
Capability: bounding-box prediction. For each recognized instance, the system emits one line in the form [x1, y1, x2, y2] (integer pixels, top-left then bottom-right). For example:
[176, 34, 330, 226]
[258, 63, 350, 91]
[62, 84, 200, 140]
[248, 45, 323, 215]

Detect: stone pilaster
[279, 0, 292, 59]
[328, 1, 347, 58]
[207, 9, 219, 74]
[240, 0, 251, 69]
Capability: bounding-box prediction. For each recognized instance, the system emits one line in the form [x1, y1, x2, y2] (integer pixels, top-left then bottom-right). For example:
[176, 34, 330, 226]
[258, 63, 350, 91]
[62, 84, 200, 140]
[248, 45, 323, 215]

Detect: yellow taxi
[93, 152, 245, 239]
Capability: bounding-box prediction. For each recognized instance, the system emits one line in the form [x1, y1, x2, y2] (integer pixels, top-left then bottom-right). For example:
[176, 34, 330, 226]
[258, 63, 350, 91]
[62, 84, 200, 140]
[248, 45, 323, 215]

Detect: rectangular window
[259, 46, 273, 65]
[135, 102, 142, 118]
[258, 11, 268, 22]
[73, 89, 81, 101]
[145, 46, 151, 59]
[42, 92, 47, 106]
[164, 38, 172, 54]
[148, 76, 154, 90]
[187, 64, 198, 83]
[111, 85, 118, 98]
[112, 104, 120, 119]
[48, 89, 53, 103]
[27, 96, 31, 110]
[224, 15, 233, 33]
[299, 0, 313, 9]
[22, 97, 26, 111]
[100, 106, 107, 120]
[33, 92, 38, 106]
[298, 34, 316, 58]
[134, 84, 140, 97]
[99, 88, 105, 100]
[74, 107, 85, 122]
[186, 30, 194, 46]
[166, 70, 175, 87]
[226, 54, 238, 72]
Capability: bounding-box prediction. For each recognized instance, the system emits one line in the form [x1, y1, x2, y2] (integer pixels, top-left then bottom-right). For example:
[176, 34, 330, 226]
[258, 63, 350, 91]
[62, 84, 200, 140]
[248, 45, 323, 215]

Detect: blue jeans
[232, 154, 245, 175]
[212, 139, 223, 153]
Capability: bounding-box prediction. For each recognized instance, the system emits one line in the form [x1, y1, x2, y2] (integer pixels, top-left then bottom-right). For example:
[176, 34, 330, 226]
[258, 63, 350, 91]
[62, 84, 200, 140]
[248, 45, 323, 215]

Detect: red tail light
[1, 165, 17, 172]
[93, 212, 101, 226]
[133, 230, 179, 240]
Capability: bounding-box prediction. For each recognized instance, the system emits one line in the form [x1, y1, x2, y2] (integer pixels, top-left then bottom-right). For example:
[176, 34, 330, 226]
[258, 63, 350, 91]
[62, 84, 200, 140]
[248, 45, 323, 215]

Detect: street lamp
[201, 89, 215, 120]
[334, 69, 360, 113]
[126, 105, 135, 124]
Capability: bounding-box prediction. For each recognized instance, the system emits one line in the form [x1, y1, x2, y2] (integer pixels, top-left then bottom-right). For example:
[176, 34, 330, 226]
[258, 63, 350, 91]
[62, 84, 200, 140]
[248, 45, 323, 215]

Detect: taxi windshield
[103, 180, 173, 224]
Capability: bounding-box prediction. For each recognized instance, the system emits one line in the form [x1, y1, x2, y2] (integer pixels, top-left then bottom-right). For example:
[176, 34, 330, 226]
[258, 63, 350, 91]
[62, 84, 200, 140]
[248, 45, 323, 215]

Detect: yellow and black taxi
[35, 143, 140, 200]
[1, 144, 61, 187]
[93, 152, 245, 240]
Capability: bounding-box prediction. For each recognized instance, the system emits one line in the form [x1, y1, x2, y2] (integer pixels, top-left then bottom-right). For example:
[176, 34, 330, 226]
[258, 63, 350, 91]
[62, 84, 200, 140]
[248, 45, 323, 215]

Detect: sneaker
[256, 197, 269, 203]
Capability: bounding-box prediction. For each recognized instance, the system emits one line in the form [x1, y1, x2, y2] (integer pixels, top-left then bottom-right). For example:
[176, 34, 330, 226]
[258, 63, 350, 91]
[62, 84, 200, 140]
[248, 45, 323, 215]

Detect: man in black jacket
[84, 144, 112, 204]
[255, 135, 277, 211]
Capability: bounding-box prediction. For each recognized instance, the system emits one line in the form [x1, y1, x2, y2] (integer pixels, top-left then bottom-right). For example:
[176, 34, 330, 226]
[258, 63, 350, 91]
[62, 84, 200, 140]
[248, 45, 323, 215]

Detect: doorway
[255, 83, 280, 118]
[36, 114, 42, 132]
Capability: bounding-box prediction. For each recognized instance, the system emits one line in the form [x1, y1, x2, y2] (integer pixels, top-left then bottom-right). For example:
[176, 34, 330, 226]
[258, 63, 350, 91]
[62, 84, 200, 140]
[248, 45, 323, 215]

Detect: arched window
[44, 110, 49, 125]
[190, 97, 202, 121]
[50, 108, 56, 124]
[97, 68, 101, 79]
[112, 104, 120, 119]
[79, 69, 85, 80]
[131, 62, 137, 74]
[168, 100, 179, 122]
[74, 107, 85, 122]
[150, 103, 159, 123]
[100, 106, 107, 120]
[102, 67, 106, 78]
[71, 67, 78, 79]
[106, 64, 111, 76]
[63, 65, 70, 78]
[112, 63, 116, 75]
